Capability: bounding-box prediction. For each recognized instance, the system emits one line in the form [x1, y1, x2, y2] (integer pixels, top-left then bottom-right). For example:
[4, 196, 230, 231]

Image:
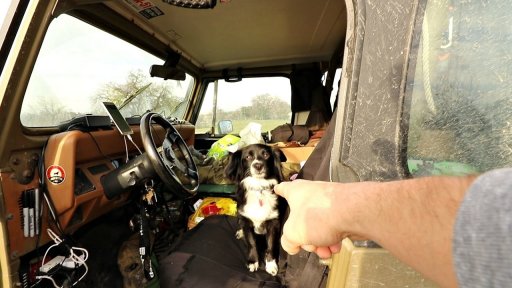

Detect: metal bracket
[8, 151, 39, 185]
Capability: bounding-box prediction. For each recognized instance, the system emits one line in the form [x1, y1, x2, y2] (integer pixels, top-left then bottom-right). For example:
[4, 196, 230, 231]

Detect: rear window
[406, 0, 512, 176]
[21, 15, 194, 127]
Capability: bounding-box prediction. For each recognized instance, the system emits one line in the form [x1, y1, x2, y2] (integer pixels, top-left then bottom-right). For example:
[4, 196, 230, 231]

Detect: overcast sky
[0, 1, 11, 31]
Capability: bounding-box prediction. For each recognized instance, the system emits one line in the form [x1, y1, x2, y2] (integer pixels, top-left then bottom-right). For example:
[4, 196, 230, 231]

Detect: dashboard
[3, 122, 195, 256]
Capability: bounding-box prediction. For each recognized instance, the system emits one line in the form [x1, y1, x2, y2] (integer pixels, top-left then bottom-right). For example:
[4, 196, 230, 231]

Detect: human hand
[274, 180, 361, 259]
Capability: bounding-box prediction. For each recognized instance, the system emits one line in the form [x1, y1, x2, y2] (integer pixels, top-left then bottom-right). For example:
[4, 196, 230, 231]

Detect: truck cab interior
[1, 0, 511, 287]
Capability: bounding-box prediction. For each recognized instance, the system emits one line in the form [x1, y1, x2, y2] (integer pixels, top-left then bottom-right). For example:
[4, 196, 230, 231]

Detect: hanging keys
[143, 180, 157, 205]
[144, 189, 154, 205]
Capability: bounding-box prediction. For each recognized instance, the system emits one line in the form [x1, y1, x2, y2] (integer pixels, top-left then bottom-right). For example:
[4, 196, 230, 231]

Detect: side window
[195, 77, 291, 134]
[21, 15, 194, 127]
[406, 1, 512, 176]
[324, 68, 342, 111]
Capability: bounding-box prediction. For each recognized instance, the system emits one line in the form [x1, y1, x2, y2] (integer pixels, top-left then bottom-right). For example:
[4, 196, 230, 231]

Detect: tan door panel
[327, 238, 438, 287]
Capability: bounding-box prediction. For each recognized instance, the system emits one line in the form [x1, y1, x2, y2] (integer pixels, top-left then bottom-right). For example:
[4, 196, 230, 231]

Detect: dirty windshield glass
[406, 0, 512, 176]
[20, 15, 194, 127]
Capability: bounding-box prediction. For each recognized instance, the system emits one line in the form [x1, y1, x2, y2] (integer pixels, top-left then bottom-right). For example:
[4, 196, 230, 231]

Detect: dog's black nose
[253, 163, 263, 171]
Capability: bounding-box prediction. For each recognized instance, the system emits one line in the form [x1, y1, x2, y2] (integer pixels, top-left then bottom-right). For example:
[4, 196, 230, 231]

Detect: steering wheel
[140, 112, 199, 198]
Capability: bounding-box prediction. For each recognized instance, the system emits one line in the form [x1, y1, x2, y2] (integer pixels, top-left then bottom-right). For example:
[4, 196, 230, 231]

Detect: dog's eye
[246, 155, 254, 160]
[262, 151, 269, 159]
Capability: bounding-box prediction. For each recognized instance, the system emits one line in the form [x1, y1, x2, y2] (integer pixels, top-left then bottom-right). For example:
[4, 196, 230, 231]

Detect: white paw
[248, 262, 259, 272]
[265, 259, 278, 276]
[268, 179, 278, 187]
[235, 229, 244, 239]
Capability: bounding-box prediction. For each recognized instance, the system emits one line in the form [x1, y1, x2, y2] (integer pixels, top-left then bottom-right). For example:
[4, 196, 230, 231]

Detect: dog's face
[225, 144, 285, 182]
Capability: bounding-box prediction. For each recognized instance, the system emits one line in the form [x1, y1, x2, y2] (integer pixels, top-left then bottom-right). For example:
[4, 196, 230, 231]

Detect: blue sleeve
[453, 168, 512, 287]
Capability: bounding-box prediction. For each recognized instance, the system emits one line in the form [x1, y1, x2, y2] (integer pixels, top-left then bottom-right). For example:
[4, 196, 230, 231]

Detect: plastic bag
[207, 122, 264, 159]
[239, 122, 264, 146]
[207, 134, 241, 160]
[188, 197, 237, 229]
[226, 122, 265, 152]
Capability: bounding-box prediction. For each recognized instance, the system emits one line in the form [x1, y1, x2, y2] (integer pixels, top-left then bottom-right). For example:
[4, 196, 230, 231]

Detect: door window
[406, 0, 512, 176]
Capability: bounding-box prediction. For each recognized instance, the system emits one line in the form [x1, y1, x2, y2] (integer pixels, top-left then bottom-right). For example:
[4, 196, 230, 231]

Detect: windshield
[20, 14, 194, 127]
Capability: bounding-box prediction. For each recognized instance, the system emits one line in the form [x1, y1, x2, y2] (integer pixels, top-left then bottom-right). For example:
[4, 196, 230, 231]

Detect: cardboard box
[280, 147, 315, 164]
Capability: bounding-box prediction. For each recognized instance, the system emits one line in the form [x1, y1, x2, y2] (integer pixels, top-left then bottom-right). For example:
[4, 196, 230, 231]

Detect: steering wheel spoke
[167, 130, 181, 142]
[140, 113, 199, 198]
[187, 168, 198, 178]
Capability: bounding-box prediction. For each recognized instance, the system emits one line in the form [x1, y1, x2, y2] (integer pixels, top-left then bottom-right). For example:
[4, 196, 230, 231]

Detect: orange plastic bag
[187, 197, 237, 229]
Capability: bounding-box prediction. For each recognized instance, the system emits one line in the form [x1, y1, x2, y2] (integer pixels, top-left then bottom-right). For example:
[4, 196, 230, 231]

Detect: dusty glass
[21, 15, 194, 127]
[406, 0, 512, 176]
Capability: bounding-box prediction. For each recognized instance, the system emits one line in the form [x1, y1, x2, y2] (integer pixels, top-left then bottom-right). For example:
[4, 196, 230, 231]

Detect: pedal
[39, 256, 65, 273]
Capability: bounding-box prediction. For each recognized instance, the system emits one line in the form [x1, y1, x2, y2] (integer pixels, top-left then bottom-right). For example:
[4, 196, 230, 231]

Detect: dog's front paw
[265, 259, 278, 276]
[248, 261, 259, 272]
[235, 229, 244, 239]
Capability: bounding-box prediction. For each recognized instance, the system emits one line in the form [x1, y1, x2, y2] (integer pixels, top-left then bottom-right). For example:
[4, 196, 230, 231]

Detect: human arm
[274, 175, 476, 288]
[452, 168, 512, 288]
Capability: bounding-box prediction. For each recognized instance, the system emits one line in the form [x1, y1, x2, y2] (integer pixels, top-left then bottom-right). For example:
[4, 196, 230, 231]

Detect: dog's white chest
[239, 177, 279, 233]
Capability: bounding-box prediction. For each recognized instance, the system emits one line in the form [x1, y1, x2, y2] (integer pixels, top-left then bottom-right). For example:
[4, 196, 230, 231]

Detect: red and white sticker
[123, 0, 164, 19]
[46, 165, 66, 185]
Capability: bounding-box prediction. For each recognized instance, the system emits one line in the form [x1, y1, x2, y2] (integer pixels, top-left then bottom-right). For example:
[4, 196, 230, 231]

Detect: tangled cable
[34, 229, 89, 288]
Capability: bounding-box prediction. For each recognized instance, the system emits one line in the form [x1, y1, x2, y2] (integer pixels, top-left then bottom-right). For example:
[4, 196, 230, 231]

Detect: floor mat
[72, 207, 134, 287]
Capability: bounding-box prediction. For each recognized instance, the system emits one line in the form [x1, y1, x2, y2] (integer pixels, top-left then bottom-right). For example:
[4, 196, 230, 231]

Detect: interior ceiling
[107, 0, 347, 70]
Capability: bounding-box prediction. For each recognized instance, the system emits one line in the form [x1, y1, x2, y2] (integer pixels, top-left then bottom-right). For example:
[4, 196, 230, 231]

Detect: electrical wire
[34, 275, 60, 288]
[36, 229, 89, 288]
[123, 135, 130, 163]
[38, 140, 64, 235]
[127, 134, 143, 155]
[43, 193, 63, 234]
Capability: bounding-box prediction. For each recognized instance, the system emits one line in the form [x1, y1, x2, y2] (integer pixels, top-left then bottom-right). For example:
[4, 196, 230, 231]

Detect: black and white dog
[225, 144, 286, 276]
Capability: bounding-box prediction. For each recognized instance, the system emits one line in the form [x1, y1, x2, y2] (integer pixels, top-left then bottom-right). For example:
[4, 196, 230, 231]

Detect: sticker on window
[46, 165, 66, 185]
[123, 0, 164, 19]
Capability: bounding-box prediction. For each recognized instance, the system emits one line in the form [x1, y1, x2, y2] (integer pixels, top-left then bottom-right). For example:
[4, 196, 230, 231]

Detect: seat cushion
[158, 215, 283, 288]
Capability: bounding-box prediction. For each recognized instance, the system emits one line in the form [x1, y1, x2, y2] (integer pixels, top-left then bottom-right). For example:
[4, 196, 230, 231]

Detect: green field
[196, 119, 288, 135]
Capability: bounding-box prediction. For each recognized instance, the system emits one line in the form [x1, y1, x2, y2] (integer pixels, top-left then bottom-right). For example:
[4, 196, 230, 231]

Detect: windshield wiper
[119, 83, 152, 110]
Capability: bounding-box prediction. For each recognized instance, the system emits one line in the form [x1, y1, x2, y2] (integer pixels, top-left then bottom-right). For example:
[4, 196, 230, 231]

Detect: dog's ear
[273, 148, 287, 163]
[272, 148, 286, 182]
[225, 150, 243, 182]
